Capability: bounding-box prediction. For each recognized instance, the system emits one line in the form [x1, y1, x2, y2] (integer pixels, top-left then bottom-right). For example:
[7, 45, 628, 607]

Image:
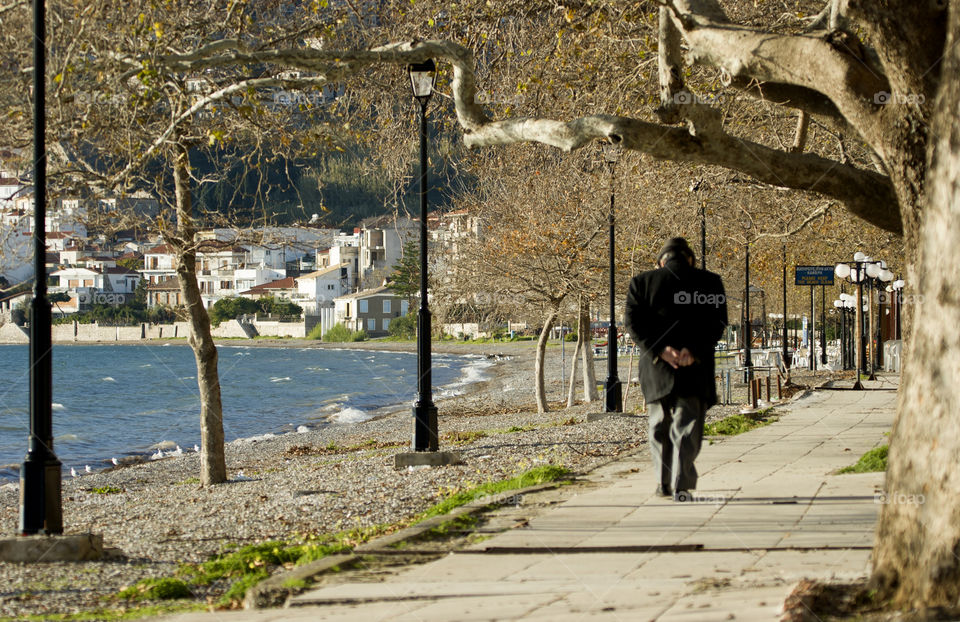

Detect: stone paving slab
[161, 380, 897, 622]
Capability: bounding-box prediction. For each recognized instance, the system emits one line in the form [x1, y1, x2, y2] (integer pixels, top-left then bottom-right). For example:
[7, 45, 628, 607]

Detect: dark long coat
[624, 258, 728, 407]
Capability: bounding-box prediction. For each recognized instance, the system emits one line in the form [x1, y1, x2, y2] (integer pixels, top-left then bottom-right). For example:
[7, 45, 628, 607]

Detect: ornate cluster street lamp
[20, 0, 63, 535]
[601, 141, 622, 413]
[409, 60, 438, 451]
[834, 294, 856, 369]
[835, 252, 894, 388]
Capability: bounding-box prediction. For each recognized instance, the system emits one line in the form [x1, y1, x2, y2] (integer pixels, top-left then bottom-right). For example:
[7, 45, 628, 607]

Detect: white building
[143, 243, 179, 284]
[293, 264, 350, 314]
[50, 265, 141, 310]
[357, 216, 417, 289]
[235, 267, 286, 294]
[196, 242, 246, 308]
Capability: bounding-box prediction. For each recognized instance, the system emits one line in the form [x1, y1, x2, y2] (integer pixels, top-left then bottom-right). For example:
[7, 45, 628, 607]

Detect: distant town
[0, 150, 482, 340]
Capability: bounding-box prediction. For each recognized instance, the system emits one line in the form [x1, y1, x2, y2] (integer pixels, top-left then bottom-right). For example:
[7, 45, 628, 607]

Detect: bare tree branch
[135, 38, 901, 234]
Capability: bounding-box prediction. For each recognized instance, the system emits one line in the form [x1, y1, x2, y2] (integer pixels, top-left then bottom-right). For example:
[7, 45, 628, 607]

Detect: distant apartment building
[196, 241, 246, 308]
[50, 264, 141, 311]
[293, 264, 350, 314]
[146, 277, 182, 308]
[357, 215, 417, 289]
[143, 244, 178, 284]
[333, 285, 407, 337]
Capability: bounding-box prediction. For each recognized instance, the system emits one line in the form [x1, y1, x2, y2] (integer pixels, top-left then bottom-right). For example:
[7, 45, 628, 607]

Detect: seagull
[193, 444, 200, 453]
[173, 445, 183, 456]
[84, 465, 92, 473]
[150, 448, 164, 460]
[111, 457, 119, 466]
[234, 470, 252, 481]
[70, 467, 78, 477]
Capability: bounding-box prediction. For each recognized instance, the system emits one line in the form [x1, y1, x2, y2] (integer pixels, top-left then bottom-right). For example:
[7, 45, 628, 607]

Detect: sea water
[0, 344, 489, 479]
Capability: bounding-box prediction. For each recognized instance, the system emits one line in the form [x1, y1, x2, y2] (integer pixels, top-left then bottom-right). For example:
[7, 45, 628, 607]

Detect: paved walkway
[165, 377, 897, 622]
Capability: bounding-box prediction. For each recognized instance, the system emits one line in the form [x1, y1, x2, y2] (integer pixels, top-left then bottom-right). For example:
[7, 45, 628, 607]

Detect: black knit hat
[657, 237, 694, 263]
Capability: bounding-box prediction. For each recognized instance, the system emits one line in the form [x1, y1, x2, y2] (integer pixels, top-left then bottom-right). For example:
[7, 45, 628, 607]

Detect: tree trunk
[172, 144, 227, 486]
[534, 308, 558, 414]
[566, 338, 581, 408]
[870, 3, 960, 607]
[623, 348, 636, 410]
[579, 301, 599, 402]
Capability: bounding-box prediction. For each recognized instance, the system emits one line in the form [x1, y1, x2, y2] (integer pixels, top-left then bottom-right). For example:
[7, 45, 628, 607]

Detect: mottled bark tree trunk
[172, 144, 227, 486]
[579, 301, 599, 402]
[534, 307, 558, 414]
[871, 3, 960, 607]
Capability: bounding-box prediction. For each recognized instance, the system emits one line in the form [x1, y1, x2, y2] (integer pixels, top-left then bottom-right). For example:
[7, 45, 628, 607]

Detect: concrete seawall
[0, 319, 308, 343]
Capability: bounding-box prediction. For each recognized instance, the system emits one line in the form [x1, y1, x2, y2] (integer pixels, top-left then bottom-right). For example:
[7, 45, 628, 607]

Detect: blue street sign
[795, 265, 835, 286]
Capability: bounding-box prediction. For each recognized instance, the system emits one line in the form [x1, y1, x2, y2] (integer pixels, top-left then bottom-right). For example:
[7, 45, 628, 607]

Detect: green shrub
[117, 578, 193, 601]
[209, 297, 260, 327]
[306, 323, 325, 340]
[322, 323, 353, 342]
[839, 445, 888, 473]
[388, 312, 416, 339]
[322, 323, 366, 342]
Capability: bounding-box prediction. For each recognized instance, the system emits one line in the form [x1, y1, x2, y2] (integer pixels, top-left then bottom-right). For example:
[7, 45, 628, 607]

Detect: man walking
[625, 237, 727, 501]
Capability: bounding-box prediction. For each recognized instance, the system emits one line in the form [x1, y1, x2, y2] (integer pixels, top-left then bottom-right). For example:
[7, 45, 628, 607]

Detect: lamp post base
[395, 450, 463, 469]
[412, 402, 438, 452]
[603, 377, 622, 413]
[19, 452, 63, 535]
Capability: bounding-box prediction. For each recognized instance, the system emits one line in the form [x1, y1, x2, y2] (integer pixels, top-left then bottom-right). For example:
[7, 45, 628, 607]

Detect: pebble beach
[0, 338, 792, 619]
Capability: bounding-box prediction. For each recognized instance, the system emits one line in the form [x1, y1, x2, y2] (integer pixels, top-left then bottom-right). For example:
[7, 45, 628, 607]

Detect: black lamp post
[601, 142, 622, 413]
[743, 242, 753, 380]
[409, 60, 438, 452]
[820, 286, 827, 365]
[20, 0, 63, 535]
[781, 245, 789, 372]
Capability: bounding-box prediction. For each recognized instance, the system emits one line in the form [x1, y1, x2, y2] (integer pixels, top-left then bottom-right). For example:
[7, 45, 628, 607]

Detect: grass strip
[838, 445, 888, 473]
[111, 464, 571, 610]
[417, 464, 571, 521]
[0, 603, 204, 622]
[704, 408, 776, 436]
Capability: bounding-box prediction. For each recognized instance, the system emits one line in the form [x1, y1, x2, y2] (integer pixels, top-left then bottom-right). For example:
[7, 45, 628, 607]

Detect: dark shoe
[673, 490, 692, 502]
[656, 485, 672, 497]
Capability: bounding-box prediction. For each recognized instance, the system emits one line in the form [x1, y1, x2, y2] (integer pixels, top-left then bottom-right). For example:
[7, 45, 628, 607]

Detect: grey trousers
[647, 395, 706, 492]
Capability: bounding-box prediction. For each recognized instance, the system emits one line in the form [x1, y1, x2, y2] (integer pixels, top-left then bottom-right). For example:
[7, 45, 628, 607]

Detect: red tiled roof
[145, 244, 177, 255]
[240, 276, 297, 295]
[147, 277, 180, 290]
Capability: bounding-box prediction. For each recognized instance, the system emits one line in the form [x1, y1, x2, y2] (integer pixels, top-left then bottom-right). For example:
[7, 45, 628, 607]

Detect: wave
[270, 376, 292, 383]
[329, 407, 372, 424]
[102, 376, 116, 382]
[232, 432, 277, 444]
[436, 357, 495, 398]
[52, 403, 65, 411]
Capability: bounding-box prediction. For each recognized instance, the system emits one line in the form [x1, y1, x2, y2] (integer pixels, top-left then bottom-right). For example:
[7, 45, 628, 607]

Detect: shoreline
[0, 346, 654, 619]
[0, 341, 511, 481]
[0, 342, 829, 619]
